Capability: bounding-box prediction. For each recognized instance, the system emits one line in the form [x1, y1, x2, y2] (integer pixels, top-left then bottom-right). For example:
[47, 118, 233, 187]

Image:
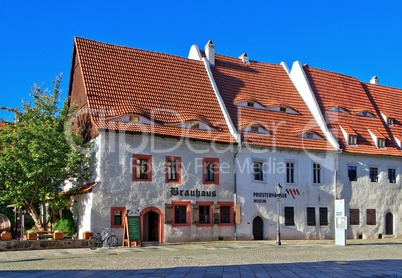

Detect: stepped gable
[71, 37, 234, 143]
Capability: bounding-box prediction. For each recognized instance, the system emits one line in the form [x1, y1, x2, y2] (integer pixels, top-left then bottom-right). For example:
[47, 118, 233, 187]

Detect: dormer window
[305, 133, 313, 139]
[129, 115, 140, 122]
[280, 107, 286, 112]
[348, 135, 357, 145]
[328, 106, 348, 113]
[378, 138, 385, 148]
[387, 118, 394, 126]
[250, 125, 259, 133]
[247, 101, 254, 107]
[190, 122, 200, 129]
[357, 111, 375, 117]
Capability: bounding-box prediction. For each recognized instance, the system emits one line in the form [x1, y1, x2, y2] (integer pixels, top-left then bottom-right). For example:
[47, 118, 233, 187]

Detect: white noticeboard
[335, 199, 347, 246]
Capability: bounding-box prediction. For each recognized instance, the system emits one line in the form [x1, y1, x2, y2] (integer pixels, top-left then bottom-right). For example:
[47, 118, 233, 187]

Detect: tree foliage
[0, 75, 92, 229]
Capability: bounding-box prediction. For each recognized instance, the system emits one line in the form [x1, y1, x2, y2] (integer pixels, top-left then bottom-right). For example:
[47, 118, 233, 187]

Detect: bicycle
[88, 228, 118, 250]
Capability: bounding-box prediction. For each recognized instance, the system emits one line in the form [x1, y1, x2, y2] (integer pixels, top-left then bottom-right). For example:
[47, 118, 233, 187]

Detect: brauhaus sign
[170, 187, 217, 198]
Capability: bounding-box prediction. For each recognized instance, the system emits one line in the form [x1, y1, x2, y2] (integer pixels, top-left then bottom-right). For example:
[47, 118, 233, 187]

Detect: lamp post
[275, 183, 282, 245]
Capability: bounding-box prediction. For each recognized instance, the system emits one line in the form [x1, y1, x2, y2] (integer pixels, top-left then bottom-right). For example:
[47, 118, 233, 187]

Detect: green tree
[0, 75, 92, 229]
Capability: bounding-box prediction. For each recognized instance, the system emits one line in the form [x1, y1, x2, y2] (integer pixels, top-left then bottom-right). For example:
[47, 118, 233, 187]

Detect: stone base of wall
[0, 239, 88, 252]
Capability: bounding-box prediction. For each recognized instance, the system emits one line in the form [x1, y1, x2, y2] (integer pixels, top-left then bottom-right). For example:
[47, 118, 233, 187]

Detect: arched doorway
[140, 207, 164, 244]
[253, 216, 264, 240]
[385, 212, 393, 235]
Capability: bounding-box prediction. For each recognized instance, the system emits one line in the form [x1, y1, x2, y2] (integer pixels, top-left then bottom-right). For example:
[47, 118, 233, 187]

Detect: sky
[1, 0, 402, 121]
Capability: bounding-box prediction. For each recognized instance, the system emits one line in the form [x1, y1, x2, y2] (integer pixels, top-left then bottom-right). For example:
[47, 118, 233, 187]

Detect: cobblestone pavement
[1, 239, 402, 277]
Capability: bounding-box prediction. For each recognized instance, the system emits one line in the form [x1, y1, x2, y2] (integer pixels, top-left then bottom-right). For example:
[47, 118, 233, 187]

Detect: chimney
[238, 53, 250, 64]
[370, 76, 379, 85]
[205, 40, 215, 66]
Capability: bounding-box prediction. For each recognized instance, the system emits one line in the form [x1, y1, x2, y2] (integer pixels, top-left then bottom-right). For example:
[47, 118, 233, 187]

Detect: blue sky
[1, 1, 402, 121]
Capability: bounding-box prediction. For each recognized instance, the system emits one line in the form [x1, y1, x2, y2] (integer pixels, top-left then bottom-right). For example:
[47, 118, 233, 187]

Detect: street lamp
[275, 183, 282, 245]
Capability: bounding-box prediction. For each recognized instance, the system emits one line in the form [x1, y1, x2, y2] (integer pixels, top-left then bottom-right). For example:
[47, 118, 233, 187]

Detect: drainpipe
[234, 143, 241, 241]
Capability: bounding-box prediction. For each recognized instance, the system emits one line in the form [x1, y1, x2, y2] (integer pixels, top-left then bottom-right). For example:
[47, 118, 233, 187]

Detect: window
[253, 161, 264, 181]
[247, 101, 254, 107]
[307, 207, 316, 226]
[172, 201, 190, 226]
[313, 163, 321, 183]
[378, 138, 385, 148]
[366, 209, 376, 225]
[319, 207, 328, 226]
[348, 135, 357, 145]
[286, 162, 295, 183]
[387, 117, 394, 126]
[132, 154, 152, 181]
[110, 207, 126, 228]
[203, 158, 219, 184]
[369, 167, 378, 182]
[350, 209, 360, 225]
[250, 125, 259, 133]
[388, 168, 396, 183]
[348, 166, 357, 181]
[129, 115, 140, 122]
[165, 156, 181, 183]
[306, 133, 314, 139]
[190, 122, 200, 129]
[280, 106, 286, 112]
[199, 205, 212, 224]
[357, 111, 374, 117]
[284, 207, 295, 226]
[217, 202, 234, 226]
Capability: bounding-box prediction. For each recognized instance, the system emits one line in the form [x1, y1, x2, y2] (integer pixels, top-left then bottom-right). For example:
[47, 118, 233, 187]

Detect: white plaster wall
[337, 154, 402, 239]
[235, 148, 337, 240]
[89, 131, 236, 243]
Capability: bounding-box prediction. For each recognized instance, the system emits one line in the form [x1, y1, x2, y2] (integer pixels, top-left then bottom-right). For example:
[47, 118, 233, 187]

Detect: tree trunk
[25, 203, 44, 229]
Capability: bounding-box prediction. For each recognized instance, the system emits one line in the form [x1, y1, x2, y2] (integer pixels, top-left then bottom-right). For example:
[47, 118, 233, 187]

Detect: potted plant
[53, 230, 64, 240]
[82, 231, 93, 239]
[1, 230, 11, 240]
[25, 228, 38, 240]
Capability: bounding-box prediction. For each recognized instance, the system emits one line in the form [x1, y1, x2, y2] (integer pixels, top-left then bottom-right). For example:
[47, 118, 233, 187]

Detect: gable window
[388, 168, 396, 183]
[247, 101, 254, 107]
[129, 115, 140, 122]
[253, 161, 264, 181]
[387, 117, 394, 126]
[350, 209, 360, 225]
[313, 163, 321, 183]
[203, 158, 219, 184]
[369, 167, 378, 182]
[286, 162, 295, 183]
[348, 166, 357, 181]
[348, 135, 357, 145]
[132, 154, 152, 181]
[284, 207, 295, 226]
[307, 207, 316, 226]
[319, 207, 328, 226]
[366, 209, 376, 225]
[110, 207, 126, 228]
[190, 122, 200, 129]
[165, 156, 181, 183]
[378, 138, 385, 148]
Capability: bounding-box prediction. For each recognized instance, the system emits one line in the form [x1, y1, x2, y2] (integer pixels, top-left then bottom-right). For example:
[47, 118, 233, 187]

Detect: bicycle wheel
[88, 237, 98, 250]
[107, 235, 118, 248]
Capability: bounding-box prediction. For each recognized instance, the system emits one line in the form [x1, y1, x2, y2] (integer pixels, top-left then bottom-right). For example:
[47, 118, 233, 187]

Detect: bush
[53, 210, 76, 236]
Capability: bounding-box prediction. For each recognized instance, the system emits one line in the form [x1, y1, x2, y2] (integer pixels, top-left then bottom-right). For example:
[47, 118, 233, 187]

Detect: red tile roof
[303, 66, 400, 156]
[211, 54, 334, 151]
[72, 37, 234, 143]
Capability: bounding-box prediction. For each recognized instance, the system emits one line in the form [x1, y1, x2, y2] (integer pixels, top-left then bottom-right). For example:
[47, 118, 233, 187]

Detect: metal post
[276, 195, 281, 245]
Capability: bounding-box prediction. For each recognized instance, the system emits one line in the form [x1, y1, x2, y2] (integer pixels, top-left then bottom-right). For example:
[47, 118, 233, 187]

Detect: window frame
[319, 207, 328, 226]
[196, 201, 214, 226]
[172, 201, 191, 227]
[378, 138, 385, 148]
[132, 154, 152, 182]
[366, 209, 376, 225]
[284, 207, 295, 226]
[369, 167, 378, 182]
[350, 209, 360, 225]
[348, 165, 357, 181]
[165, 156, 182, 184]
[388, 168, 396, 183]
[348, 135, 357, 145]
[252, 160, 264, 181]
[217, 201, 234, 226]
[306, 207, 316, 226]
[202, 158, 220, 185]
[286, 162, 295, 184]
[313, 163, 321, 184]
[110, 207, 126, 228]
